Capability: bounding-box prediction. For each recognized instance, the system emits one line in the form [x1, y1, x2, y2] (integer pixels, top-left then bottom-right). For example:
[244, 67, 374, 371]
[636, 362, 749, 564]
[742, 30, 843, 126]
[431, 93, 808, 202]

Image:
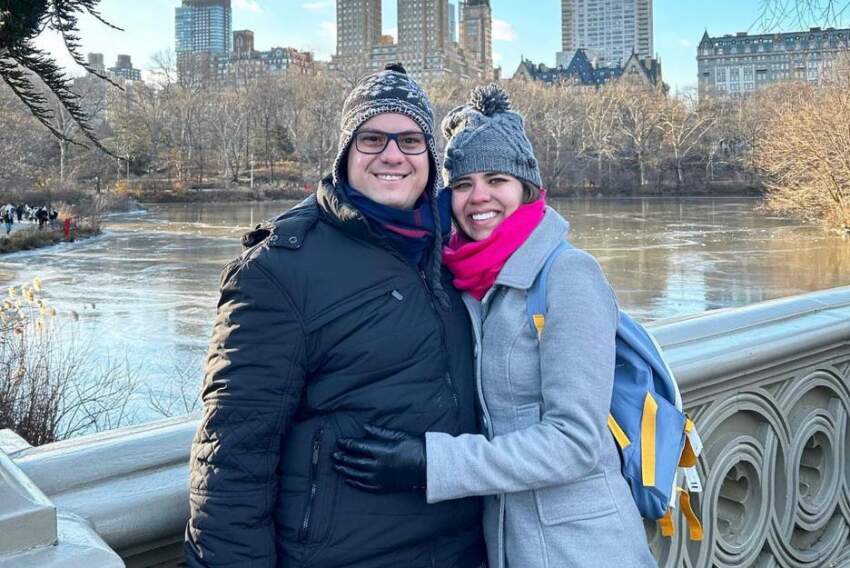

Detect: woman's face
[451, 172, 524, 241]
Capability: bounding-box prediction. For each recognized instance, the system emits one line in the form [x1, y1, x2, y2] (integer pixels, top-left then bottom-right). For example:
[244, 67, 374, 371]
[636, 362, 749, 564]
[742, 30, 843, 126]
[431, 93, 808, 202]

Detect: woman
[333, 85, 656, 568]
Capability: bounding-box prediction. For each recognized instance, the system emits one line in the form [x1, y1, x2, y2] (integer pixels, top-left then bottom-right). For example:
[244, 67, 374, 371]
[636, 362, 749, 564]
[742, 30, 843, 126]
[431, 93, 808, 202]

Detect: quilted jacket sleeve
[185, 258, 307, 567]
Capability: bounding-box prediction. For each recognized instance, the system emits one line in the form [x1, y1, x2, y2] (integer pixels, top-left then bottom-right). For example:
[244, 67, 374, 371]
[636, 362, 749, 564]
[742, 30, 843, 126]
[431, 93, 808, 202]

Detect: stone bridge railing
[1, 287, 850, 567]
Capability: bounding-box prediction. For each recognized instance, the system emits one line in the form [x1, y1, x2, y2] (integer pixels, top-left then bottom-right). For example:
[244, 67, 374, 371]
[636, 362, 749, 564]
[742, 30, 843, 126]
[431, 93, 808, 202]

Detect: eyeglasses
[352, 130, 429, 155]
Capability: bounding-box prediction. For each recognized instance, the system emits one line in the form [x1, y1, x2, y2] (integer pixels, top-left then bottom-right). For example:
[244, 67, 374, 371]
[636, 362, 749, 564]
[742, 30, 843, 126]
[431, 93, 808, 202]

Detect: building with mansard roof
[513, 49, 664, 90]
[697, 27, 850, 98]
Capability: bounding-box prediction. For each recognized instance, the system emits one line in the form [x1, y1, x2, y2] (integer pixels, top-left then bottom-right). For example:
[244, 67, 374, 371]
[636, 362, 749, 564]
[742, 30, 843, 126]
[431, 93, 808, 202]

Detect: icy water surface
[1, 197, 848, 422]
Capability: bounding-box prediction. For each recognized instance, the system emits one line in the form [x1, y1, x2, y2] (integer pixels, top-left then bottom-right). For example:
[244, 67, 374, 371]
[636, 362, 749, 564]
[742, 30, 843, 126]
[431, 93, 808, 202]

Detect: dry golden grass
[0, 225, 101, 254]
[759, 55, 850, 234]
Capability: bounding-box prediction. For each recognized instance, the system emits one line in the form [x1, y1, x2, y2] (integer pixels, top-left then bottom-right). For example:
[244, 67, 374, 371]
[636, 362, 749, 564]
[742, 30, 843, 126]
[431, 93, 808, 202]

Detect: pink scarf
[443, 195, 546, 300]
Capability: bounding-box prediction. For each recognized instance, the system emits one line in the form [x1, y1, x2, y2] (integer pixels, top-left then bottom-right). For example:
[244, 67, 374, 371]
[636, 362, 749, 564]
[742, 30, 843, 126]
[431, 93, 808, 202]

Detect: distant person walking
[3, 208, 14, 235]
[15, 203, 24, 222]
[36, 207, 48, 230]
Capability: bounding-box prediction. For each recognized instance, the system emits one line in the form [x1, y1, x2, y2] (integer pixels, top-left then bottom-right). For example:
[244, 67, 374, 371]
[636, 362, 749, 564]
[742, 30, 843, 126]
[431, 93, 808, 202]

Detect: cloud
[679, 38, 693, 48]
[299, 20, 336, 60]
[492, 19, 517, 42]
[302, 0, 334, 10]
[233, 0, 262, 13]
[493, 51, 503, 63]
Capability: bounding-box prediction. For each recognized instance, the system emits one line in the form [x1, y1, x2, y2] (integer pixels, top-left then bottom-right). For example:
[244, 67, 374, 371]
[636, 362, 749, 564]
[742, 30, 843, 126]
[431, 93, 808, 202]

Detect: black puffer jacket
[185, 177, 484, 568]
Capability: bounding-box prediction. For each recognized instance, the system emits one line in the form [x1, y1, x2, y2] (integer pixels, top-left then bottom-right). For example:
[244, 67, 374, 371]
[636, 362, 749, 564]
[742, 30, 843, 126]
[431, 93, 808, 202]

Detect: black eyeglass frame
[350, 129, 431, 155]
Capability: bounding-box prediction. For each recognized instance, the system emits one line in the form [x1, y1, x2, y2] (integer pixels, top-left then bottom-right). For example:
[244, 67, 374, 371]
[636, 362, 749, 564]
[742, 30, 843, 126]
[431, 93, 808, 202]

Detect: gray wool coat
[426, 208, 656, 568]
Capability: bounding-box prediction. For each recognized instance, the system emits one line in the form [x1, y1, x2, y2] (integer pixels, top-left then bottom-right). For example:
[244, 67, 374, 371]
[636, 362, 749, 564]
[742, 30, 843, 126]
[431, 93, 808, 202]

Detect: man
[185, 64, 485, 567]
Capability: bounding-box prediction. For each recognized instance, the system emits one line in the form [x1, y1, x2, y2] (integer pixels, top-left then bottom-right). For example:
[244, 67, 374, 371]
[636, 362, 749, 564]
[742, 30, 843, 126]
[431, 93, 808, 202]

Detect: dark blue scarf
[343, 181, 452, 267]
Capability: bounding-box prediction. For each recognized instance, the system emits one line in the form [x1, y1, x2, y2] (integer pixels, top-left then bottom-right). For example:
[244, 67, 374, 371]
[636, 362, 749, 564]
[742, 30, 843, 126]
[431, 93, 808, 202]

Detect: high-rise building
[109, 54, 142, 81]
[448, 3, 458, 44]
[335, 0, 382, 64]
[233, 29, 255, 54]
[175, 0, 232, 83]
[697, 27, 850, 98]
[558, 0, 653, 67]
[332, 0, 492, 80]
[459, 0, 492, 77]
[398, 0, 450, 71]
[87, 52, 106, 75]
[175, 0, 232, 55]
[212, 30, 316, 85]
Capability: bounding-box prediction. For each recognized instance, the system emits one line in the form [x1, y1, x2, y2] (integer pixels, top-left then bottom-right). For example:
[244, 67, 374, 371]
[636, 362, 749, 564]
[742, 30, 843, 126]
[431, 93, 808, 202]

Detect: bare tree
[291, 72, 345, 179]
[759, 54, 850, 232]
[758, 0, 850, 28]
[659, 90, 716, 187]
[209, 90, 249, 182]
[614, 83, 665, 188]
[580, 86, 621, 188]
[0, 85, 54, 189]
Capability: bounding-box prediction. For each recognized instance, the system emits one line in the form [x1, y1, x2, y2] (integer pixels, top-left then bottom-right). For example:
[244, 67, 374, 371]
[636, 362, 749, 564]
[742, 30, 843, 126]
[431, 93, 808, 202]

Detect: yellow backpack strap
[679, 418, 698, 468]
[659, 509, 674, 537]
[607, 414, 631, 449]
[641, 393, 658, 487]
[532, 314, 545, 340]
[677, 488, 704, 541]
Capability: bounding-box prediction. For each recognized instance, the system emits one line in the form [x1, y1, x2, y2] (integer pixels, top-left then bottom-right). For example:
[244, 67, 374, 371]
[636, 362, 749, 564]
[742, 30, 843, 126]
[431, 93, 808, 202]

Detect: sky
[35, 0, 848, 93]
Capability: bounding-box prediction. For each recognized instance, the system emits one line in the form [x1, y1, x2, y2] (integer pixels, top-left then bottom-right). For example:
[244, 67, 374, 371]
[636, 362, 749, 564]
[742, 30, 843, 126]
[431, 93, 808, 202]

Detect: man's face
[346, 113, 430, 210]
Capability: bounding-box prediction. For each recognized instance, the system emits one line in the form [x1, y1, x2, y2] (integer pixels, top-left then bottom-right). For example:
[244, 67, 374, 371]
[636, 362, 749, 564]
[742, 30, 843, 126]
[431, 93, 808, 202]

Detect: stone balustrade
[648, 287, 850, 567]
[1, 287, 850, 567]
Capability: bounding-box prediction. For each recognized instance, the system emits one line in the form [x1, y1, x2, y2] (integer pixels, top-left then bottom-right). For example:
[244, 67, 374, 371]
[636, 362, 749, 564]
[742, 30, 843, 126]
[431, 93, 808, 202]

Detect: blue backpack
[527, 241, 704, 541]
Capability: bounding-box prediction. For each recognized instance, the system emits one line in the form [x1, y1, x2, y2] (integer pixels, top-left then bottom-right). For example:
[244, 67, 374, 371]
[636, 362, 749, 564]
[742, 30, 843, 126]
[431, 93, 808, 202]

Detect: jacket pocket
[516, 403, 541, 427]
[304, 284, 403, 333]
[534, 472, 618, 525]
[297, 419, 337, 545]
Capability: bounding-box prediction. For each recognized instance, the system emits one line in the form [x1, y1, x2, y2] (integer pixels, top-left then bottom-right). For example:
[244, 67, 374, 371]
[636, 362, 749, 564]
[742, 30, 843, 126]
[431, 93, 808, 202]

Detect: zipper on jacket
[418, 269, 459, 409]
[347, 233, 460, 411]
[298, 425, 324, 543]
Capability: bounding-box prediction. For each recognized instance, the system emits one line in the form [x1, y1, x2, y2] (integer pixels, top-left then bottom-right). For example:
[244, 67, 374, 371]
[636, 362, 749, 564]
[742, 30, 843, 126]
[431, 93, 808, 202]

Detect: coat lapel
[495, 207, 570, 290]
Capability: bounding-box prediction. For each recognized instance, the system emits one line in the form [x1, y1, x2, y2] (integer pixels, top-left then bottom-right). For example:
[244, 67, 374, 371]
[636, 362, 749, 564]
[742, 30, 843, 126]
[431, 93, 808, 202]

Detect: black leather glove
[333, 424, 426, 493]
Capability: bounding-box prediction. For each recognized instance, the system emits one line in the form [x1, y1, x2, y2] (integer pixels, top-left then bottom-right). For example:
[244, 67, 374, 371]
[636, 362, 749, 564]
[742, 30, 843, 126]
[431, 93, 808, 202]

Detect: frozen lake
[2, 197, 848, 423]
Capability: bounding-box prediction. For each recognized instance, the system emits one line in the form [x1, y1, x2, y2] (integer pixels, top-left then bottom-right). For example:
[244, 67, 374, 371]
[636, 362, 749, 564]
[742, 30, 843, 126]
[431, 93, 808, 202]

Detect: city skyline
[36, 0, 848, 92]
[332, 0, 493, 79]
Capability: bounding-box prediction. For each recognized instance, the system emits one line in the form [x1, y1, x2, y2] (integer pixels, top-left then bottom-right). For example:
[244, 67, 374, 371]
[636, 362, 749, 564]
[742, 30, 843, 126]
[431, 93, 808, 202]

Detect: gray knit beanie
[441, 84, 542, 188]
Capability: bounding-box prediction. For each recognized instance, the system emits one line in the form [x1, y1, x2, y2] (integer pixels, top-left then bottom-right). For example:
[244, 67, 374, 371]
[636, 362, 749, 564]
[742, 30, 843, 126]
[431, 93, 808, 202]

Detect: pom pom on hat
[384, 62, 407, 74]
[470, 84, 512, 116]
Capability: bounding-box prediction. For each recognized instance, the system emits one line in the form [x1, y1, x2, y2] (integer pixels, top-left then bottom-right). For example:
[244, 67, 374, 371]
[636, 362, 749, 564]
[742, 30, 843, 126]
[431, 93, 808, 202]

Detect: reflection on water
[548, 198, 850, 320]
[0, 197, 847, 421]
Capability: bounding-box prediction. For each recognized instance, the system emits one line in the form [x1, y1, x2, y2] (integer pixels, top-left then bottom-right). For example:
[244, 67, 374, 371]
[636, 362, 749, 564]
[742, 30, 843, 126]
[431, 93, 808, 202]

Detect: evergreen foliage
[0, 0, 120, 153]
